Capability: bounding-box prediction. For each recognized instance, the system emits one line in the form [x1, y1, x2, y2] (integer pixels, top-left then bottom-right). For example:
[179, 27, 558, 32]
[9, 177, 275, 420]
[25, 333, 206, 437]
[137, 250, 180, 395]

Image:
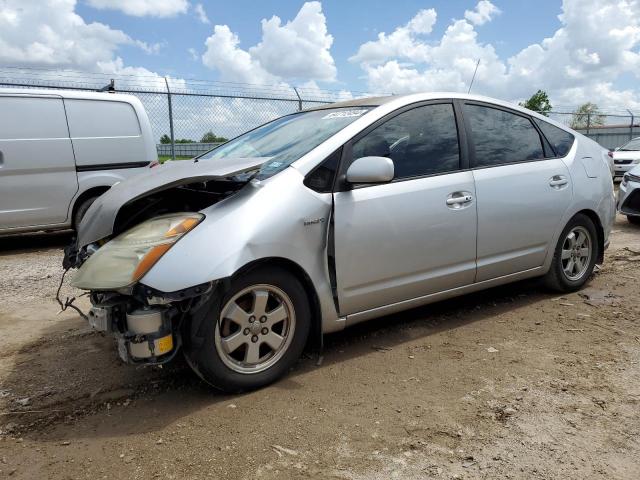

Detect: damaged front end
[62, 158, 264, 365]
[86, 281, 215, 364]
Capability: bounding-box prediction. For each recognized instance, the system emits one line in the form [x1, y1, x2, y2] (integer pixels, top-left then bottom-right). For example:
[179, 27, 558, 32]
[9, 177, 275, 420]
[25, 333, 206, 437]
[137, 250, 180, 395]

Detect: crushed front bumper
[87, 281, 215, 365]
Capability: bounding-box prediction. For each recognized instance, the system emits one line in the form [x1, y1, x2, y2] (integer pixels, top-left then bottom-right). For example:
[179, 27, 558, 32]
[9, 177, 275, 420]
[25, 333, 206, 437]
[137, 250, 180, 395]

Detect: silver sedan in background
[618, 165, 640, 225]
[66, 93, 615, 392]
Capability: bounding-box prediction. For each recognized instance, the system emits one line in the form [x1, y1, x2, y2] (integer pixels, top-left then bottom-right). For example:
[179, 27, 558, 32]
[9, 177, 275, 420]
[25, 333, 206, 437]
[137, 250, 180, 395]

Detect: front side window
[465, 104, 544, 167]
[533, 118, 575, 157]
[198, 107, 372, 179]
[351, 103, 460, 179]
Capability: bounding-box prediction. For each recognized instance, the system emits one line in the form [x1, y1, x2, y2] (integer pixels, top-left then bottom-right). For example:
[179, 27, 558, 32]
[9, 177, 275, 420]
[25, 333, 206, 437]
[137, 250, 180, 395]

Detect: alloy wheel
[215, 284, 296, 374]
[561, 226, 592, 281]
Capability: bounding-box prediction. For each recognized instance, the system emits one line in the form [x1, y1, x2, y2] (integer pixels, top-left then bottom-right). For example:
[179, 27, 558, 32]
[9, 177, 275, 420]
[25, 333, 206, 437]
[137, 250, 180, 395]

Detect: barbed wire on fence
[0, 65, 639, 154]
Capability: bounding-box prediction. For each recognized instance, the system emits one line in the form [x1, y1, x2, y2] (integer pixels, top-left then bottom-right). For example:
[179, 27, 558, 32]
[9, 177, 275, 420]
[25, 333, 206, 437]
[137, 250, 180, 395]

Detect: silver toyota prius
[65, 93, 615, 392]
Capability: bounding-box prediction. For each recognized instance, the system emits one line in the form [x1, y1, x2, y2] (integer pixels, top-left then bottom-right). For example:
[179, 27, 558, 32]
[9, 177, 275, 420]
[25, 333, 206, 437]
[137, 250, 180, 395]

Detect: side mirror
[346, 156, 394, 184]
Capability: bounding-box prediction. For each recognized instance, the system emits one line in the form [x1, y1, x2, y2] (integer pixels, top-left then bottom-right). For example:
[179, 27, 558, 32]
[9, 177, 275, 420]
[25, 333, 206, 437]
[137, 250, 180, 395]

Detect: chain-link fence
[549, 111, 639, 150]
[0, 67, 359, 159]
[1, 66, 639, 154]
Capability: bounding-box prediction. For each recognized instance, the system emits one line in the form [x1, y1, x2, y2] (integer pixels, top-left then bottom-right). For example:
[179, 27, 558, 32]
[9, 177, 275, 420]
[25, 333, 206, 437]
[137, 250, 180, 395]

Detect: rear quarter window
[65, 99, 141, 138]
[533, 118, 575, 157]
[0, 96, 69, 139]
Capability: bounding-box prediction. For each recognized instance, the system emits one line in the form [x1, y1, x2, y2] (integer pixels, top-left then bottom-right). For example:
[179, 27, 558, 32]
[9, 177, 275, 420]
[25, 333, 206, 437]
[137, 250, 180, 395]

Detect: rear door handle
[549, 175, 568, 188]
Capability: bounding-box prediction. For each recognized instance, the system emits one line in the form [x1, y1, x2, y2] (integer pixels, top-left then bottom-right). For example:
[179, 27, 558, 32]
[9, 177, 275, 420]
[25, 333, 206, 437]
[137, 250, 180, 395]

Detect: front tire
[544, 213, 598, 292]
[627, 215, 640, 226]
[186, 266, 311, 393]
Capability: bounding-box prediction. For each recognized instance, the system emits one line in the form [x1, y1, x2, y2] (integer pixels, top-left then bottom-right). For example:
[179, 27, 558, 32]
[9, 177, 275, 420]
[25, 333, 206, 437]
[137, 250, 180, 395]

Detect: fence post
[164, 76, 176, 161]
[293, 87, 303, 111]
[586, 112, 591, 135]
[628, 109, 635, 141]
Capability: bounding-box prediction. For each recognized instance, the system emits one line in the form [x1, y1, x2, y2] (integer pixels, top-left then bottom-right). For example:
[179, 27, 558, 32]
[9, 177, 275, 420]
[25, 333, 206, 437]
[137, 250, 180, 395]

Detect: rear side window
[65, 99, 141, 138]
[352, 103, 460, 179]
[0, 96, 69, 139]
[465, 104, 544, 167]
[533, 118, 575, 157]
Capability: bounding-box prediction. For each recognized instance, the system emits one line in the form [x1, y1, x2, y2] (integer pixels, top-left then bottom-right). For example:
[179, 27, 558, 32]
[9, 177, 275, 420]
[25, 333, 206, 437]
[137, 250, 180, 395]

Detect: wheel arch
[575, 208, 605, 264]
[233, 257, 323, 351]
[71, 185, 110, 227]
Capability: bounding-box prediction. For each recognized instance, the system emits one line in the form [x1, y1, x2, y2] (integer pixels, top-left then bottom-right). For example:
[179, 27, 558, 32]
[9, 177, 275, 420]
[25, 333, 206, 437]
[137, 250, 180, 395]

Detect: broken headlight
[71, 213, 204, 290]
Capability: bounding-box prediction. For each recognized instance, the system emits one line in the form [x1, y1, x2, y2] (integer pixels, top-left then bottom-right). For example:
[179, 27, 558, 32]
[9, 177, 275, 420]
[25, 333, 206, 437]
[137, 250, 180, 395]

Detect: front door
[333, 102, 477, 315]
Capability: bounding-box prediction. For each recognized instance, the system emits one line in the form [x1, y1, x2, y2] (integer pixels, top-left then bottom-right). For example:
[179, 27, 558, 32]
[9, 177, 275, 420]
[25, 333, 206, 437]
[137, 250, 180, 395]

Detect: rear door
[463, 102, 572, 281]
[333, 101, 477, 315]
[0, 95, 78, 230]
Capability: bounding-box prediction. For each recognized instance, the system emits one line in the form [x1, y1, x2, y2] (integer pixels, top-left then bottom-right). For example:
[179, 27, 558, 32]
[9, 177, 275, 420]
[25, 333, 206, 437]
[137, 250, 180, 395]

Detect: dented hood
[77, 157, 265, 247]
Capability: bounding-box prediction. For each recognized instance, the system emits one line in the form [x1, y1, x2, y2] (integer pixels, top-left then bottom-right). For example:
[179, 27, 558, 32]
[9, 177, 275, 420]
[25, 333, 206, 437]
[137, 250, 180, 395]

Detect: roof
[0, 87, 138, 103]
[307, 92, 577, 134]
[305, 95, 396, 110]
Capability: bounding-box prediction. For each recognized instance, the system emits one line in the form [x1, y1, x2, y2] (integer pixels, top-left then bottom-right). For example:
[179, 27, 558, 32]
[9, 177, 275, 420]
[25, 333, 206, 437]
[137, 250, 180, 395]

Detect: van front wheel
[73, 195, 99, 230]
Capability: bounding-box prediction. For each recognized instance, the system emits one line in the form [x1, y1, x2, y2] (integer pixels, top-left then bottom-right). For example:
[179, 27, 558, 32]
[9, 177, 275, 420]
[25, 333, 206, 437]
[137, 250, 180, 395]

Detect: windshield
[619, 138, 640, 151]
[197, 107, 373, 179]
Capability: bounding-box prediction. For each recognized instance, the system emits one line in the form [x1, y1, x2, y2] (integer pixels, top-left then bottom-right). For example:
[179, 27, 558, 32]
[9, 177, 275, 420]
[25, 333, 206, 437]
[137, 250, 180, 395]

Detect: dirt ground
[0, 216, 639, 480]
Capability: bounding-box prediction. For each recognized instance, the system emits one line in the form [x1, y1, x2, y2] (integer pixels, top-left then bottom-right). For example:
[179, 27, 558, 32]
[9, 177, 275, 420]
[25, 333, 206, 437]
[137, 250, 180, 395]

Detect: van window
[352, 103, 460, 179]
[65, 99, 141, 138]
[465, 104, 544, 167]
[0, 96, 69, 139]
[533, 118, 575, 157]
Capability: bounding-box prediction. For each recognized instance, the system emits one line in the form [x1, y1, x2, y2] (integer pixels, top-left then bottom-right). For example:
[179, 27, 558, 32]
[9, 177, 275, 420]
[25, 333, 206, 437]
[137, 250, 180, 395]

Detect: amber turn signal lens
[131, 243, 172, 281]
[166, 217, 200, 237]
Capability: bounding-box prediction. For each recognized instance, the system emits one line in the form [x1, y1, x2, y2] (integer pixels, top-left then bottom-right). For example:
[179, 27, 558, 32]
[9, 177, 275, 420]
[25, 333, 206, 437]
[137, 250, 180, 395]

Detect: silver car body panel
[140, 167, 343, 333]
[333, 171, 477, 315]
[76, 92, 615, 334]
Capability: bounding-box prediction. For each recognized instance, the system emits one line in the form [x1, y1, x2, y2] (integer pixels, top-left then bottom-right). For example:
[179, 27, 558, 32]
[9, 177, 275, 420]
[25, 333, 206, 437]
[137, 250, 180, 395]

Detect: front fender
[140, 168, 342, 332]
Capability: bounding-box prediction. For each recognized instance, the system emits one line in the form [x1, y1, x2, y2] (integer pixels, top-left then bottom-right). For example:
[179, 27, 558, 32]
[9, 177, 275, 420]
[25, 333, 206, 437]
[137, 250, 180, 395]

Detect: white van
[0, 89, 157, 234]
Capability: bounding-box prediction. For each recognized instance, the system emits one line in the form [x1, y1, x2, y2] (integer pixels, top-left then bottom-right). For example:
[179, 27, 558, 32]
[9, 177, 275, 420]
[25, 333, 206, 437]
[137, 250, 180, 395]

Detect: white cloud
[464, 0, 501, 26]
[85, 0, 188, 18]
[193, 3, 210, 24]
[202, 25, 280, 85]
[350, 9, 436, 65]
[352, 0, 640, 109]
[0, 0, 166, 69]
[202, 1, 336, 84]
[188, 47, 199, 61]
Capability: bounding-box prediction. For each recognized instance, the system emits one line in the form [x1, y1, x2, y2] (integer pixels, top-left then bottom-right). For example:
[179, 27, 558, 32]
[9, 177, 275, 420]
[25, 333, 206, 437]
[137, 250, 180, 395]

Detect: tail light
[149, 161, 160, 169]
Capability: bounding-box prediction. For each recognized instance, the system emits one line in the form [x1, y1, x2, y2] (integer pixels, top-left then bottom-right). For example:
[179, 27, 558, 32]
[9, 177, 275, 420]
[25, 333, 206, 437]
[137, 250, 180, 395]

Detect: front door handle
[549, 175, 568, 188]
[446, 192, 474, 208]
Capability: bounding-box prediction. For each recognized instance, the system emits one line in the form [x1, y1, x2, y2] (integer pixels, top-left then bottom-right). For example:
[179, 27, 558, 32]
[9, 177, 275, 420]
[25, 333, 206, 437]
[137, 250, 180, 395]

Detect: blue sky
[1, 0, 640, 110]
[73, 0, 565, 92]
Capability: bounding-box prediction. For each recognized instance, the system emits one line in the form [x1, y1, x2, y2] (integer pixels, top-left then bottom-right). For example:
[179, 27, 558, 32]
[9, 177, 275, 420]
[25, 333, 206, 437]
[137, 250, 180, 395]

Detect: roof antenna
[468, 59, 480, 94]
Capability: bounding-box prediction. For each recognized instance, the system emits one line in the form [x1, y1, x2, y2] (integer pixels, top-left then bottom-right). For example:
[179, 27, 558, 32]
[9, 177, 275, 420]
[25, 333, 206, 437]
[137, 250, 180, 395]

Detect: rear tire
[185, 266, 311, 393]
[544, 214, 598, 293]
[73, 195, 99, 230]
[627, 215, 640, 226]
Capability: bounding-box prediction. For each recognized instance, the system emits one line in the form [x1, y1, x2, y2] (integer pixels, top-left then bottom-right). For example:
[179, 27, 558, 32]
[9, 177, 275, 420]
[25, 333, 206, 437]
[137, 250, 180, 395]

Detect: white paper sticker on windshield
[322, 109, 368, 120]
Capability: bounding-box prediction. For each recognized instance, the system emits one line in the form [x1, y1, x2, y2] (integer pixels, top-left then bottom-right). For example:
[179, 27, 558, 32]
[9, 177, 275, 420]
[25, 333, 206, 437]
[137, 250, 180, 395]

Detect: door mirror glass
[346, 156, 394, 184]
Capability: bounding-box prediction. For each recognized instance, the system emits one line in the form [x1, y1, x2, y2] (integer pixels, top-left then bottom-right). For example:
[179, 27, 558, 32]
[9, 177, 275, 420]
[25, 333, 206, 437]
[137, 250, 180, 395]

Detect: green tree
[519, 90, 552, 116]
[160, 134, 171, 144]
[175, 138, 195, 143]
[570, 102, 606, 130]
[200, 130, 228, 143]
